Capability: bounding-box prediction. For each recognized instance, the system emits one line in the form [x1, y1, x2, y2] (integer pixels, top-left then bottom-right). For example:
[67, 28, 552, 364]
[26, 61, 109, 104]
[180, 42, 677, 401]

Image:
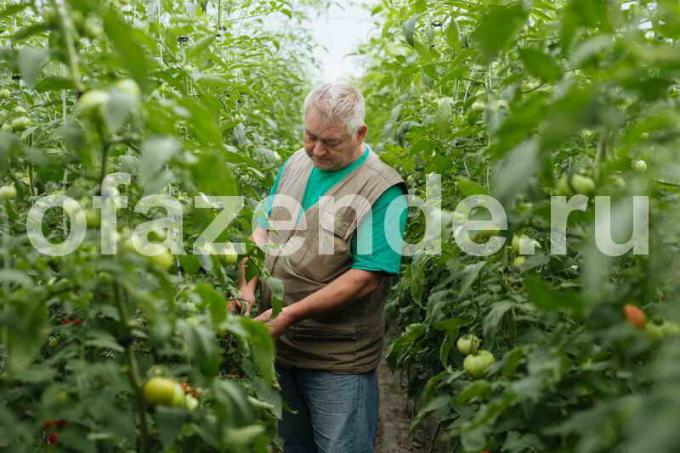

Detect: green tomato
[171, 383, 186, 407]
[149, 250, 174, 271]
[632, 159, 647, 173]
[660, 321, 680, 337]
[184, 395, 199, 411]
[512, 256, 526, 269]
[13, 106, 26, 114]
[85, 209, 100, 228]
[471, 100, 485, 112]
[0, 184, 17, 200]
[114, 78, 141, 98]
[644, 323, 665, 340]
[456, 334, 481, 355]
[609, 175, 626, 189]
[463, 350, 496, 379]
[143, 377, 178, 406]
[220, 250, 238, 266]
[0, 89, 10, 100]
[436, 97, 454, 123]
[82, 17, 102, 40]
[77, 89, 110, 116]
[10, 116, 31, 131]
[556, 174, 595, 196]
[571, 175, 595, 195]
[511, 234, 540, 254]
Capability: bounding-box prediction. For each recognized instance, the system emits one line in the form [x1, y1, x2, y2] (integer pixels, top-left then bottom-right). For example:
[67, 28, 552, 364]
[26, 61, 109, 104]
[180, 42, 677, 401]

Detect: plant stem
[113, 281, 151, 453]
[52, 0, 84, 94]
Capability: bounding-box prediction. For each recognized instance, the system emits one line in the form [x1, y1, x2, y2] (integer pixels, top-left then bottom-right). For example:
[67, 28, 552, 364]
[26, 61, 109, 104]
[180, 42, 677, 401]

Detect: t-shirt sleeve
[351, 184, 408, 274]
[256, 161, 287, 229]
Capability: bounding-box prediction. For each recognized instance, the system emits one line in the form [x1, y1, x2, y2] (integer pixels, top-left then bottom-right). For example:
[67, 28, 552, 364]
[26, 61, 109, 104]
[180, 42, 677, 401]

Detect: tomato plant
[361, 0, 680, 451]
[0, 0, 324, 451]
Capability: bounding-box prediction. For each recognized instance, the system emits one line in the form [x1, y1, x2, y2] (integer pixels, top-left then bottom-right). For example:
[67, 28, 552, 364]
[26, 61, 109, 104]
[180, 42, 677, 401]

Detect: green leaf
[457, 380, 492, 403]
[457, 177, 488, 196]
[191, 151, 237, 196]
[240, 318, 276, 383]
[403, 16, 418, 47]
[34, 76, 75, 92]
[102, 7, 155, 89]
[519, 48, 562, 82]
[138, 137, 180, 193]
[196, 282, 227, 329]
[180, 322, 220, 378]
[262, 276, 283, 317]
[104, 90, 138, 133]
[445, 19, 460, 49]
[524, 275, 584, 316]
[473, 2, 528, 62]
[17, 47, 48, 87]
[460, 261, 485, 297]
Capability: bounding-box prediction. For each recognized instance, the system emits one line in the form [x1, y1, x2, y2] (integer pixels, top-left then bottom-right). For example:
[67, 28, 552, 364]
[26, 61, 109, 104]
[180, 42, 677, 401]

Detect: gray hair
[303, 83, 365, 134]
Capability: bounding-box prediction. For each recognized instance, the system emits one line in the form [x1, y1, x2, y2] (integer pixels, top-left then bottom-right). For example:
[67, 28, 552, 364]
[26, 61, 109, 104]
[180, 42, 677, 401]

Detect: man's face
[303, 110, 367, 171]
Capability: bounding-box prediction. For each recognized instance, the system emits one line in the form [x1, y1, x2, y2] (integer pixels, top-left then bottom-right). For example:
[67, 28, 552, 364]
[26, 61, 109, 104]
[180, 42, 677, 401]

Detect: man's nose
[312, 141, 326, 156]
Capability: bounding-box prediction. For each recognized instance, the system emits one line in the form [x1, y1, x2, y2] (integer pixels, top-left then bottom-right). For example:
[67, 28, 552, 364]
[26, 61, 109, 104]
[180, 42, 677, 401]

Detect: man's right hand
[227, 289, 255, 315]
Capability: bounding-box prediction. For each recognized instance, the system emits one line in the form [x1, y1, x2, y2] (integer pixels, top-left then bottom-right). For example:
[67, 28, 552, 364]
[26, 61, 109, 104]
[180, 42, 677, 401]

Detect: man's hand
[255, 308, 295, 338]
[227, 288, 255, 315]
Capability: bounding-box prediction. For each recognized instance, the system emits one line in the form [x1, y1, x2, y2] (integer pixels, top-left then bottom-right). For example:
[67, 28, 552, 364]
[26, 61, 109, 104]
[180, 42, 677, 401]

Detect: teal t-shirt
[258, 145, 408, 274]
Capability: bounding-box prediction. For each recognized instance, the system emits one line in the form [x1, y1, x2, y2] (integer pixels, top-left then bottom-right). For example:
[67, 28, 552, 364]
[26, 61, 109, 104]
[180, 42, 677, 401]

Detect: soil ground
[374, 360, 428, 453]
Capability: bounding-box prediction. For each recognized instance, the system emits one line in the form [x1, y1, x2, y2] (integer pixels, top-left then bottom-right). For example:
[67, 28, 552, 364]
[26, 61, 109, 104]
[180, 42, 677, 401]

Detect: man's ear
[357, 124, 368, 142]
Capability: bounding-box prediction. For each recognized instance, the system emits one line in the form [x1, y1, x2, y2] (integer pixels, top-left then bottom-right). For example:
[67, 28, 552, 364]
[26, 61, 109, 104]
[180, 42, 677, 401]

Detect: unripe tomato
[13, 106, 26, 114]
[114, 78, 141, 98]
[149, 249, 174, 271]
[184, 394, 199, 411]
[471, 100, 485, 112]
[660, 321, 680, 337]
[512, 256, 526, 269]
[463, 350, 496, 378]
[171, 384, 186, 407]
[609, 175, 626, 189]
[571, 174, 595, 195]
[85, 209, 100, 228]
[143, 377, 178, 406]
[644, 322, 664, 340]
[11, 116, 31, 131]
[623, 304, 646, 329]
[436, 97, 454, 123]
[0, 88, 10, 99]
[511, 234, 540, 254]
[556, 174, 595, 196]
[631, 159, 647, 173]
[219, 246, 238, 265]
[82, 17, 102, 40]
[456, 334, 481, 355]
[0, 184, 17, 200]
[76, 90, 110, 116]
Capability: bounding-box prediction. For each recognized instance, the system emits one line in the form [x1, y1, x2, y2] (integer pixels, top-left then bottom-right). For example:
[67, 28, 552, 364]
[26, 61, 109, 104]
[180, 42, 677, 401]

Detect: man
[232, 83, 407, 452]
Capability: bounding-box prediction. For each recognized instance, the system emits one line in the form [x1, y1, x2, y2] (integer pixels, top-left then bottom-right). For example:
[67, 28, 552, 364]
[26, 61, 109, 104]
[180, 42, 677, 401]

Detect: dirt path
[375, 360, 427, 453]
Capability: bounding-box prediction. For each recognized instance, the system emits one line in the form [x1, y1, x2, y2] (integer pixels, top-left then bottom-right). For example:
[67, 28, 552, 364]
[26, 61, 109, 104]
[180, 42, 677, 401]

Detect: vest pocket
[292, 210, 354, 283]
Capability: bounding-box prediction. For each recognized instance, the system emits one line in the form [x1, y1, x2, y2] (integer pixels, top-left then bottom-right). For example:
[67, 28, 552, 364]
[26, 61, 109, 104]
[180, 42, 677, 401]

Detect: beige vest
[261, 148, 405, 373]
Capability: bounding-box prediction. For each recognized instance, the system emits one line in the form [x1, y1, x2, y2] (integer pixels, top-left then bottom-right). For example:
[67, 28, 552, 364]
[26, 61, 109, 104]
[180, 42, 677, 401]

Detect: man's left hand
[254, 308, 294, 338]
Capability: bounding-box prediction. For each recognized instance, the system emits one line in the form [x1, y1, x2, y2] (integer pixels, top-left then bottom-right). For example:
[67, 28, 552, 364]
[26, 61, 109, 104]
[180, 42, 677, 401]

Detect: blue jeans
[276, 365, 378, 453]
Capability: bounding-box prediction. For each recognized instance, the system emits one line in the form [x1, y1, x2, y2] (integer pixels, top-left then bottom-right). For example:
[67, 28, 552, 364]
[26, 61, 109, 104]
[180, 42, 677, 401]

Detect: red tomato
[623, 304, 646, 329]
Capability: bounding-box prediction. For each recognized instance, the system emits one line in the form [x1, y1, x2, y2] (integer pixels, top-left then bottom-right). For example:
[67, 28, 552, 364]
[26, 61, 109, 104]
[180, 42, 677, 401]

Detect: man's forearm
[283, 269, 382, 323]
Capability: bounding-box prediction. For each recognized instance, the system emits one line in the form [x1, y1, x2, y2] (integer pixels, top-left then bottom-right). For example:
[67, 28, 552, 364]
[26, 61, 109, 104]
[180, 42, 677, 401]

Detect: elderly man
[234, 83, 407, 452]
